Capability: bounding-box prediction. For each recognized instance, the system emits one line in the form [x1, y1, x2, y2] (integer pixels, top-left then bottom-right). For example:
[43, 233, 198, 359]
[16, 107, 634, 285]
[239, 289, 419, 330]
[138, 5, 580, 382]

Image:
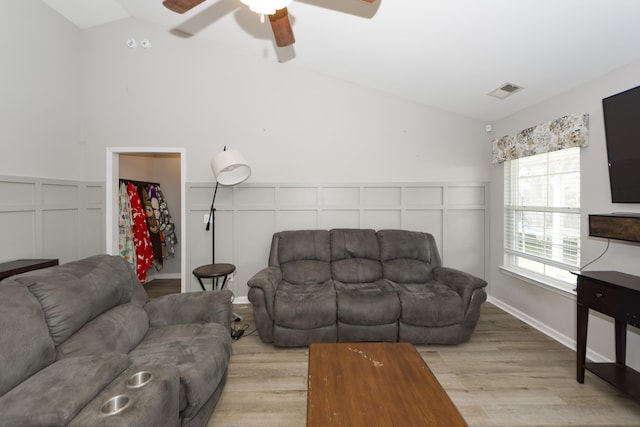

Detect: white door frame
[106, 147, 187, 292]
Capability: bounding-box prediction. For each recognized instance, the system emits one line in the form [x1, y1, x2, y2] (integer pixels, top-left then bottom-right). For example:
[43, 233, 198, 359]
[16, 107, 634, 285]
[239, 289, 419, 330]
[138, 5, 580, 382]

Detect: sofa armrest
[144, 290, 233, 330]
[433, 266, 487, 312]
[0, 354, 130, 427]
[247, 267, 281, 317]
[69, 363, 181, 427]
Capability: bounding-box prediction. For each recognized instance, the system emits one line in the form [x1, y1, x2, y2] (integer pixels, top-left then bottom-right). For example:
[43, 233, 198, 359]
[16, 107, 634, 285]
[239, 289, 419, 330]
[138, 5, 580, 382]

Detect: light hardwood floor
[144, 278, 181, 299]
[208, 303, 640, 427]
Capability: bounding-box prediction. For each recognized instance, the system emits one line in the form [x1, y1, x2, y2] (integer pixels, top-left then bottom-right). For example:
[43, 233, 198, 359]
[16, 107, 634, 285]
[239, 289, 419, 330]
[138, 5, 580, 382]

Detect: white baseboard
[487, 296, 611, 363]
[232, 296, 250, 304]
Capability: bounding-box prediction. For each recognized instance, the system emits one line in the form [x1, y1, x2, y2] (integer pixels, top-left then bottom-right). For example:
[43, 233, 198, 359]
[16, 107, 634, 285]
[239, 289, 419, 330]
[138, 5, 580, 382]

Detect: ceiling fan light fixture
[239, 0, 293, 17]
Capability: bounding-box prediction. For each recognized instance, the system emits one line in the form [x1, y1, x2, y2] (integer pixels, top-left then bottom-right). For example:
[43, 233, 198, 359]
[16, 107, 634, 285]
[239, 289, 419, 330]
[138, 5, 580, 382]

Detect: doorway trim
[106, 147, 187, 292]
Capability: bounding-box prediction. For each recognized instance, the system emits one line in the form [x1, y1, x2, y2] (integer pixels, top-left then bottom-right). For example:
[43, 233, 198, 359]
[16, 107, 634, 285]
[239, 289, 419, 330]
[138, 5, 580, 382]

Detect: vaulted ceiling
[42, 0, 640, 121]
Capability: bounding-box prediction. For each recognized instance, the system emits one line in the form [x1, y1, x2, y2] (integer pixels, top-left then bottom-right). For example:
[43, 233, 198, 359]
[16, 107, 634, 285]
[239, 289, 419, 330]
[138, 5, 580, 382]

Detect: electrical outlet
[203, 214, 210, 224]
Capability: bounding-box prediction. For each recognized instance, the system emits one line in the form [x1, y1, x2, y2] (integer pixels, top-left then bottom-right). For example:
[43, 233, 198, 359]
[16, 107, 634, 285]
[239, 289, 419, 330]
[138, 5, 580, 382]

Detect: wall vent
[488, 82, 524, 99]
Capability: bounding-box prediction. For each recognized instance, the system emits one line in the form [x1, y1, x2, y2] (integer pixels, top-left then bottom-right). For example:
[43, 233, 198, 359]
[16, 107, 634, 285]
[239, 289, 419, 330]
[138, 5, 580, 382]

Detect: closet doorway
[106, 148, 187, 292]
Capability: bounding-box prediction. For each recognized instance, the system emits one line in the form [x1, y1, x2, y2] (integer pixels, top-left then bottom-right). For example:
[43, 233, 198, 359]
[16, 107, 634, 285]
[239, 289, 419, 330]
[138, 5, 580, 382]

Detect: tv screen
[603, 84, 640, 203]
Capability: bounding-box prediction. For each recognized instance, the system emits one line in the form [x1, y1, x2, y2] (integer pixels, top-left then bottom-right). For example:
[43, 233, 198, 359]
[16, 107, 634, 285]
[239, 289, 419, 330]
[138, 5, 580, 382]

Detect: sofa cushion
[275, 282, 336, 329]
[335, 280, 400, 325]
[56, 302, 149, 359]
[0, 353, 129, 427]
[128, 322, 231, 419]
[378, 229, 439, 283]
[0, 284, 56, 397]
[330, 229, 382, 283]
[274, 230, 331, 285]
[396, 282, 464, 327]
[8, 255, 137, 346]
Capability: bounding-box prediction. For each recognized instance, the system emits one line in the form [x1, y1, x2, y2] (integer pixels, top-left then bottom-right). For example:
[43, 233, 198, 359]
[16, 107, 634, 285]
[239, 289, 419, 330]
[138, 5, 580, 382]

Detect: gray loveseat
[0, 255, 232, 427]
[248, 229, 487, 347]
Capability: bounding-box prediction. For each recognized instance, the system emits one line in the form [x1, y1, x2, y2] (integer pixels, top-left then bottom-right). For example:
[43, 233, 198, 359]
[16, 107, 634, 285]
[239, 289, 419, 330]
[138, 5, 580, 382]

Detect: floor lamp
[206, 147, 251, 264]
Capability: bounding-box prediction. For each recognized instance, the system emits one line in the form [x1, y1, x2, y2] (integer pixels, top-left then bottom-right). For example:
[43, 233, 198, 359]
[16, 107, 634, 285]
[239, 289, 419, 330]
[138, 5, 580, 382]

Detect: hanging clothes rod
[119, 178, 161, 187]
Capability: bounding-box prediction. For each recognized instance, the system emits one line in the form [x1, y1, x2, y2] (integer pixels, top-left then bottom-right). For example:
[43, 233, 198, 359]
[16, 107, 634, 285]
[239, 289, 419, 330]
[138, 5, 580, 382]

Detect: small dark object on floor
[231, 323, 249, 340]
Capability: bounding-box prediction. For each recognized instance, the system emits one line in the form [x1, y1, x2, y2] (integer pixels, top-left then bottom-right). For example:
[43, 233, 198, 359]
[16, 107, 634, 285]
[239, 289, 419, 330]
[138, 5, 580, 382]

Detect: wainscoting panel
[186, 182, 489, 298]
[84, 208, 104, 256]
[237, 210, 277, 294]
[188, 209, 210, 281]
[0, 176, 105, 265]
[0, 180, 36, 205]
[448, 185, 486, 205]
[0, 211, 36, 259]
[235, 186, 274, 207]
[42, 183, 78, 207]
[280, 187, 317, 208]
[320, 210, 361, 230]
[403, 209, 443, 249]
[361, 209, 402, 229]
[280, 210, 318, 230]
[83, 185, 105, 256]
[363, 187, 402, 206]
[322, 187, 360, 207]
[43, 209, 79, 259]
[444, 209, 486, 278]
[214, 210, 235, 263]
[404, 186, 443, 206]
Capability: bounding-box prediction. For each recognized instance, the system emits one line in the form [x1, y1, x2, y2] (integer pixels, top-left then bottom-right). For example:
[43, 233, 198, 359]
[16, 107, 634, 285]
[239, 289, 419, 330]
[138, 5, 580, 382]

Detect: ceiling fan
[162, 0, 376, 48]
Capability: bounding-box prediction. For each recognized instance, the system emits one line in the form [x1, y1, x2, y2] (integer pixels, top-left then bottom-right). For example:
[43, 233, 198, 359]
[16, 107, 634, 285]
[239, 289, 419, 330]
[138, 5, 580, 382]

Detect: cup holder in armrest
[101, 395, 130, 416]
[126, 371, 153, 389]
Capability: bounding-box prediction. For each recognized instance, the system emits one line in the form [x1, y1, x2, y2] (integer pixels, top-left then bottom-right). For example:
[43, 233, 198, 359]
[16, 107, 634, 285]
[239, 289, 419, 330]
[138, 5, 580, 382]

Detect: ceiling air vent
[488, 82, 524, 99]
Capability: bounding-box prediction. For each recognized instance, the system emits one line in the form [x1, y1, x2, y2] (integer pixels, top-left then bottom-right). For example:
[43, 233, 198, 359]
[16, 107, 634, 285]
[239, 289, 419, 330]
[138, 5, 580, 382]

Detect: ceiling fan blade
[269, 8, 295, 47]
[163, 0, 207, 14]
[171, 0, 239, 37]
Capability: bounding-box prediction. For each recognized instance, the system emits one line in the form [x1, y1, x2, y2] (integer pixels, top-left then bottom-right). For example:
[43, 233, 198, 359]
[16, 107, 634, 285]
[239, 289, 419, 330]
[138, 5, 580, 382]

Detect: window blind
[504, 147, 581, 279]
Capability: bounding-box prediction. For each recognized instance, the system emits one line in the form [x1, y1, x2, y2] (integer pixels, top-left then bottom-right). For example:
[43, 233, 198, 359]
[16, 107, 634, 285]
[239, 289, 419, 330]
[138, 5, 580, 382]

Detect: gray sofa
[0, 255, 232, 427]
[248, 229, 487, 347]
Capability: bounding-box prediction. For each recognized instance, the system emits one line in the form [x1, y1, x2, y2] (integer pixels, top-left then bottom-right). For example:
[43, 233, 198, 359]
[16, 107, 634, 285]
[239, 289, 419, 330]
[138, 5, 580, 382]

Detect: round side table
[192, 263, 236, 291]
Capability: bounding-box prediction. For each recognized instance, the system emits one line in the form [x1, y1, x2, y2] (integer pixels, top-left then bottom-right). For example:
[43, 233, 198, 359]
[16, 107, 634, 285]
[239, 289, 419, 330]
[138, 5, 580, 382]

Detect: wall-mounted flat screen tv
[603, 84, 640, 203]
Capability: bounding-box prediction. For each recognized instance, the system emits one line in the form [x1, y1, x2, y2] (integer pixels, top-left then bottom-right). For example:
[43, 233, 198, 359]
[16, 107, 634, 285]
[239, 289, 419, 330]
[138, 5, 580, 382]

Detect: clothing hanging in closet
[118, 180, 178, 283]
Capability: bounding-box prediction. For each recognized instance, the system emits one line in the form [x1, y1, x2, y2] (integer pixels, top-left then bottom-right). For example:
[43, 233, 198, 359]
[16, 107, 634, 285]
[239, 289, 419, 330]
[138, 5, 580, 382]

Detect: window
[504, 147, 580, 288]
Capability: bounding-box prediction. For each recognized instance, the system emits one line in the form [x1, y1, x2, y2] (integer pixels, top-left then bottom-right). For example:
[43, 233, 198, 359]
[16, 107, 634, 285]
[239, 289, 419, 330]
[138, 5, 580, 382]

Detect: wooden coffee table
[307, 342, 467, 427]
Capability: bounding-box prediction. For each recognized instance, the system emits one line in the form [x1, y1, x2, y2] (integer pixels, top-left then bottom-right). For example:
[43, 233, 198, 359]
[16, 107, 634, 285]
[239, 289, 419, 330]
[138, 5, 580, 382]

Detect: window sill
[498, 265, 576, 299]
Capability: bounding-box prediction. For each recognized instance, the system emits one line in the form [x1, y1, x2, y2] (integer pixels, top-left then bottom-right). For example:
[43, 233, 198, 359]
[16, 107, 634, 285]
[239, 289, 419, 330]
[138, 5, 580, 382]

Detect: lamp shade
[210, 149, 251, 186]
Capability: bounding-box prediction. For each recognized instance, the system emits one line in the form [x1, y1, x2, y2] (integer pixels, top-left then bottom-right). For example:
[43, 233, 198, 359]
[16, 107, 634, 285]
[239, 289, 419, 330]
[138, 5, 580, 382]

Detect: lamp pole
[207, 145, 250, 267]
[205, 181, 219, 264]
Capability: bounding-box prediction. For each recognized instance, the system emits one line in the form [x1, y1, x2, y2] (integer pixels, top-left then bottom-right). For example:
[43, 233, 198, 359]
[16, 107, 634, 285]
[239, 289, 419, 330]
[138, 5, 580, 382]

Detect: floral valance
[491, 113, 589, 164]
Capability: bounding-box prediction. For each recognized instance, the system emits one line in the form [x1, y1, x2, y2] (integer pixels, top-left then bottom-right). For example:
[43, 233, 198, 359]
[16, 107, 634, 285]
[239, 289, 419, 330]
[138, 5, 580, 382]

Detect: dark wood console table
[0, 259, 59, 281]
[575, 270, 640, 402]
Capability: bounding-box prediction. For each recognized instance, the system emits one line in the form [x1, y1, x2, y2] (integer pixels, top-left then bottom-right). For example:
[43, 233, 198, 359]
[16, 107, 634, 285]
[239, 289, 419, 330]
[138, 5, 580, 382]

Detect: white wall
[489, 60, 640, 371]
[78, 18, 489, 184]
[0, 1, 104, 264]
[0, 1, 83, 180]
